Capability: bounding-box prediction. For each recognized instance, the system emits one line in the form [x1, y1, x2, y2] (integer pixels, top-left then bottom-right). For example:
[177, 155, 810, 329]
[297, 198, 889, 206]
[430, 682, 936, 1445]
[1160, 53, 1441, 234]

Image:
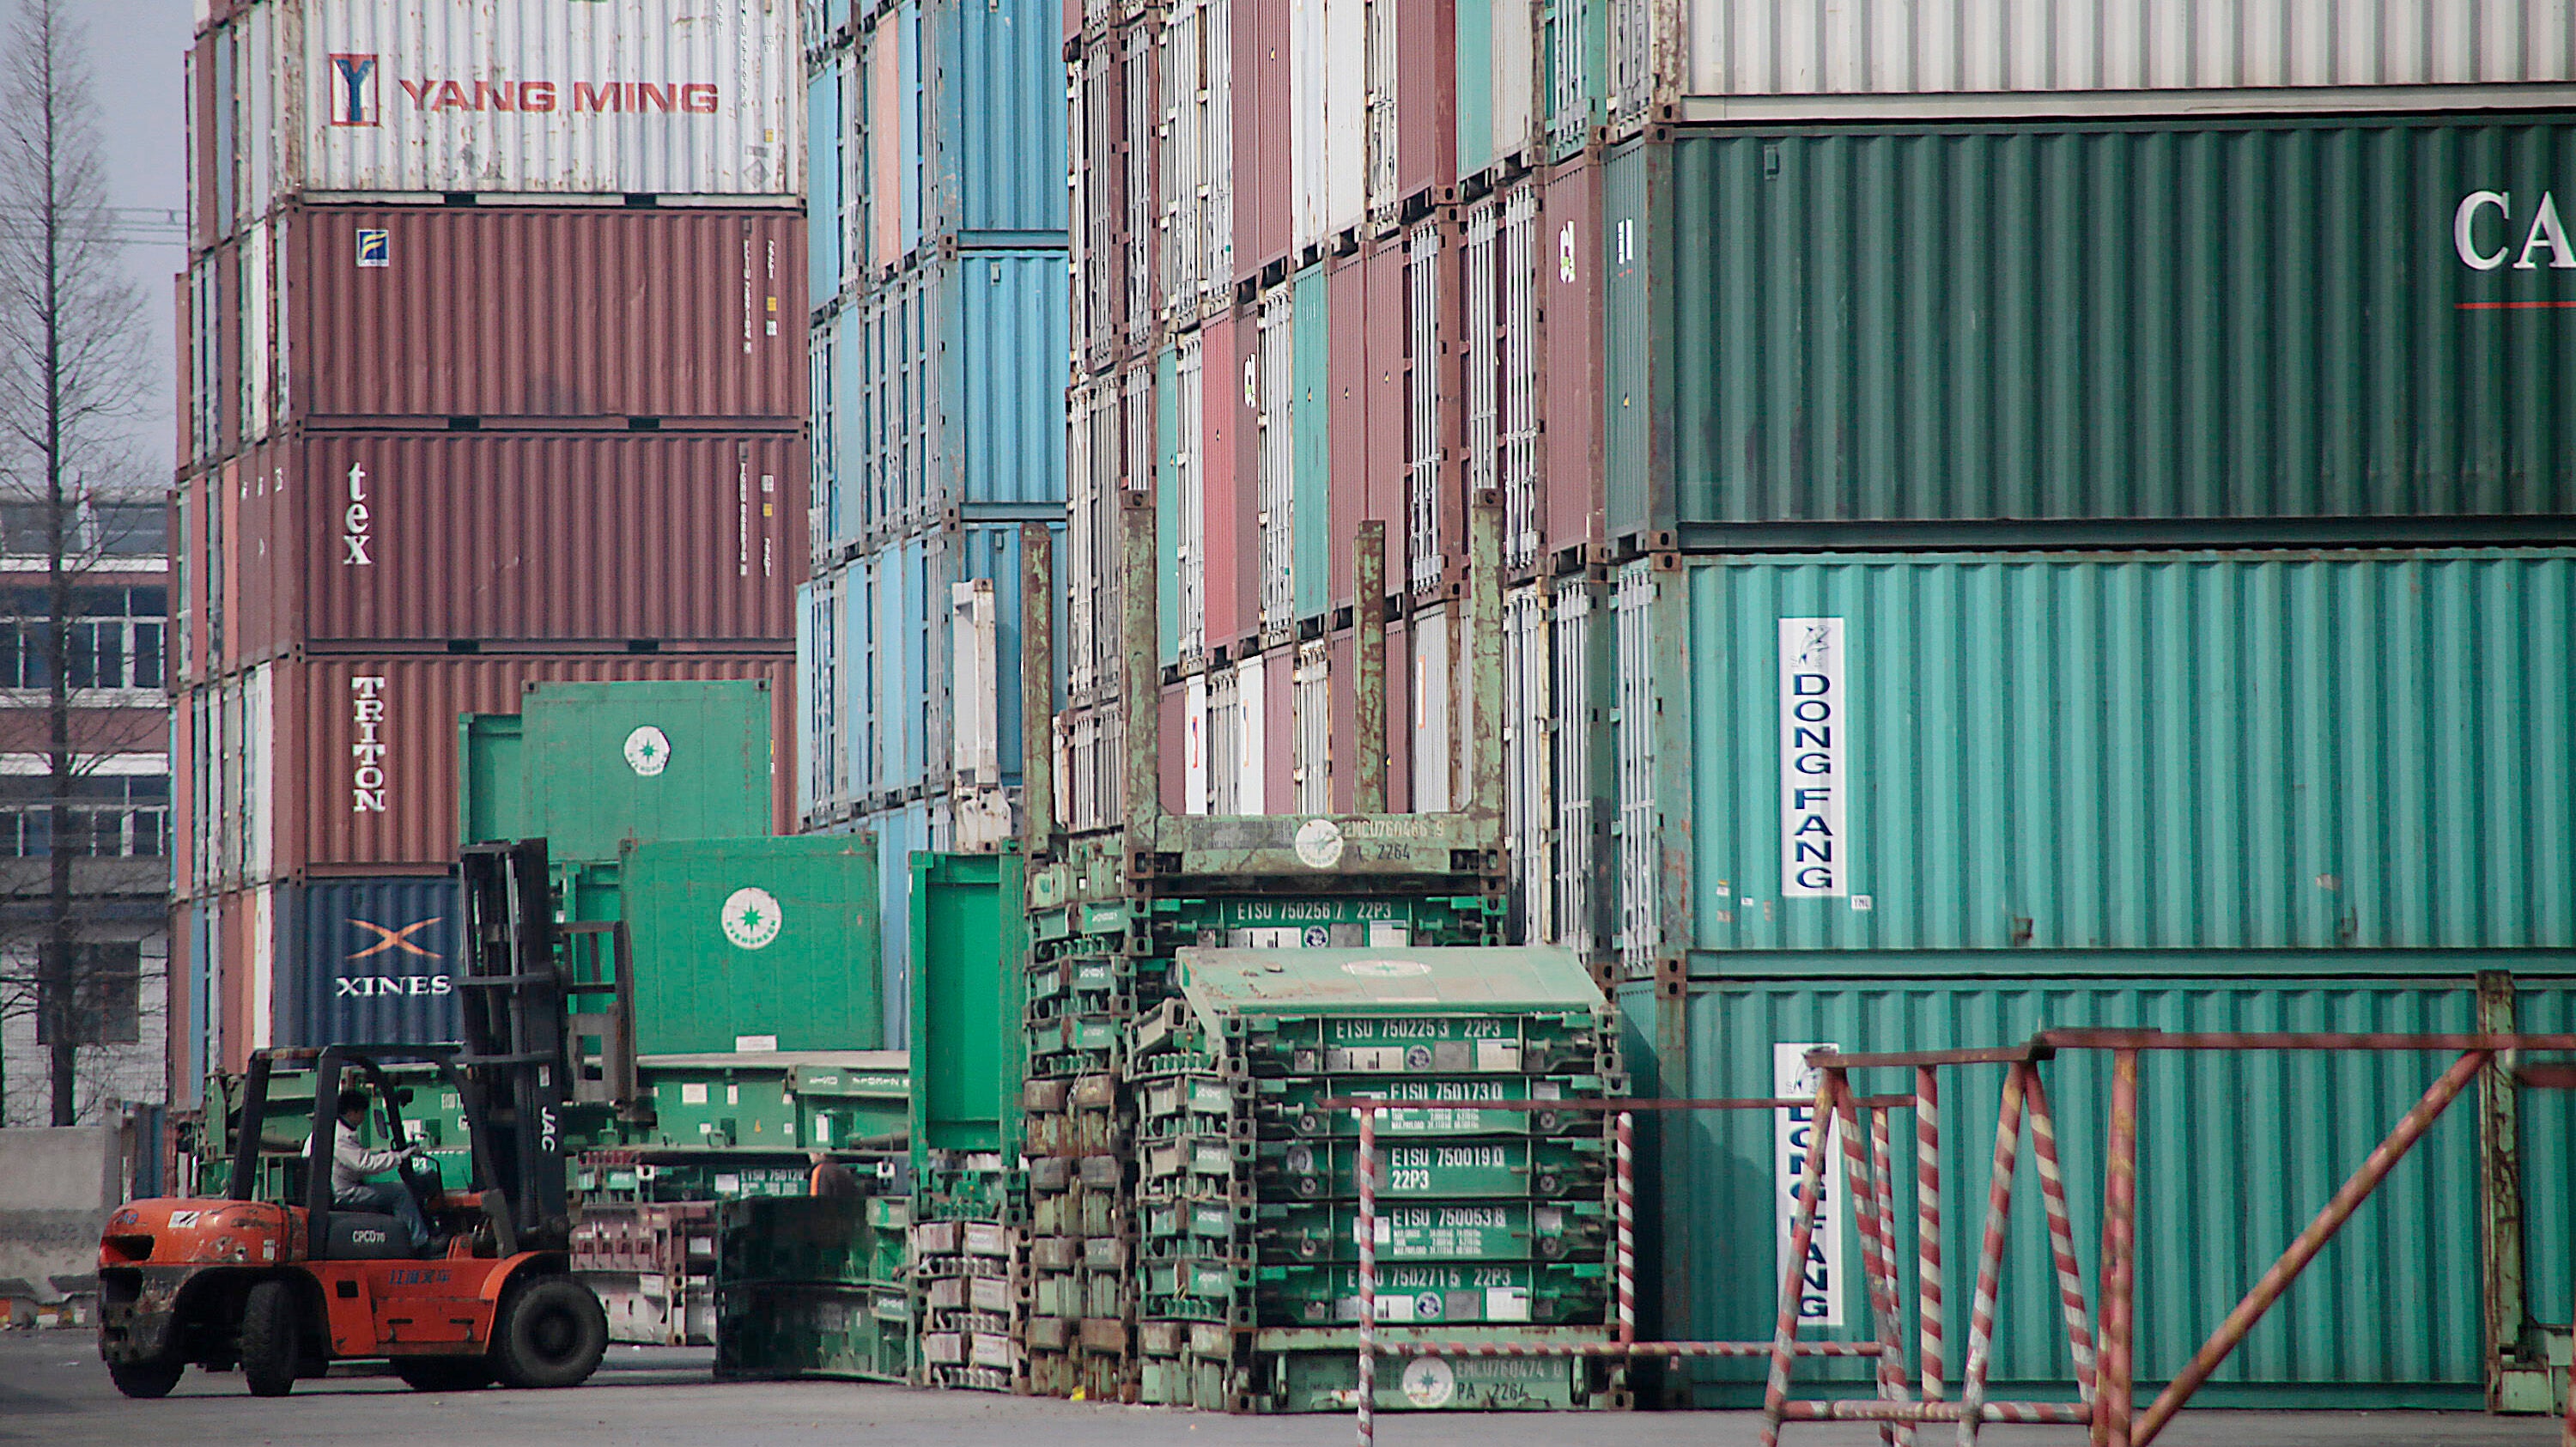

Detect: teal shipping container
[817, 248, 1068, 552]
[1617, 971, 2576, 1408]
[622, 836, 886, 1055]
[1604, 113, 2576, 544]
[458, 681, 775, 866]
[1610, 550, 2576, 965]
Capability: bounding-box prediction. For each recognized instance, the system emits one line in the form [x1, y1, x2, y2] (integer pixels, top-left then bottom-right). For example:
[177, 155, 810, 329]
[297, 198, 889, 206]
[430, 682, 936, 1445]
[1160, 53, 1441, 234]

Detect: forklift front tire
[492, 1277, 606, 1389]
[106, 1359, 184, 1399]
[239, 1280, 301, 1398]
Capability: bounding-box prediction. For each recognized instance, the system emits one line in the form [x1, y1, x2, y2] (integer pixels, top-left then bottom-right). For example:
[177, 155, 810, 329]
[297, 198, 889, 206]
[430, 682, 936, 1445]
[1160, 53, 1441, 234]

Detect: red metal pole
[1764, 1067, 1844, 1447]
[1917, 1066, 1944, 1405]
[2095, 1049, 2140, 1447]
[1835, 1088, 1910, 1446]
[2131, 1049, 2491, 1447]
[1357, 1104, 1377, 1447]
[1956, 1061, 2031, 1447]
[2023, 1067, 2099, 1404]
[1872, 1103, 1916, 1447]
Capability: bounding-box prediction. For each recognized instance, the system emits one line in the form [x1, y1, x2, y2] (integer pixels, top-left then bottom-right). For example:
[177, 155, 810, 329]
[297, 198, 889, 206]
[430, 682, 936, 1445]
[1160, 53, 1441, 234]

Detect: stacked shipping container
[177, 0, 807, 1083]
[799, 0, 1070, 1033]
[1050, 0, 2576, 1414]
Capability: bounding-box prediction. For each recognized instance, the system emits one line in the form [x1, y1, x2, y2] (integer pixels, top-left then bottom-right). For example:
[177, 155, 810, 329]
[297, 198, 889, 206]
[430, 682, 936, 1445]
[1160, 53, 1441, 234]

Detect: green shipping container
[1617, 972, 2576, 1408]
[1620, 550, 2576, 960]
[621, 836, 884, 1055]
[909, 849, 1029, 1163]
[458, 680, 775, 865]
[1606, 114, 2576, 544]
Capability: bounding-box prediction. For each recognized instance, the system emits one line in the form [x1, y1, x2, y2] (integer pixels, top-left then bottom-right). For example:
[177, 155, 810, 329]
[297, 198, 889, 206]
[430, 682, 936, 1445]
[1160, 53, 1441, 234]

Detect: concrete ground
[0, 1334, 2564, 1447]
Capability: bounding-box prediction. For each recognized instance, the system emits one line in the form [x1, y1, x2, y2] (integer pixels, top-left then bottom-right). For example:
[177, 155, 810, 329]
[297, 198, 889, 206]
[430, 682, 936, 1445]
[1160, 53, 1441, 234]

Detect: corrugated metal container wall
[1325, 252, 1367, 609]
[829, 250, 1068, 550]
[274, 875, 465, 1047]
[809, 55, 848, 302]
[1625, 0, 2576, 123]
[213, 886, 281, 1074]
[1121, 21, 1159, 356]
[1613, 116, 2576, 543]
[921, 0, 1067, 243]
[1540, 155, 1601, 556]
[1546, 0, 1603, 157]
[180, 902, 215, 1104]
[276, 205, 805, 423]
[865, 534, 936, 798]
[1236, 0, 1292, 282]
[1631, 550, 2576, 960]
[1074, 30, 1126, 370]
[220, 654, 794, 879]
[1289, 264, 1330, 623]
[1454, 0, 1538, 181]
[860, 798, 949, 1050]
[1199, 314, 1243, 651]
[211, 0, 799, 213]
[1617, 972, 2576, 1407]
[1392, 0, 1453, 209]
[210, 431, 802, 660]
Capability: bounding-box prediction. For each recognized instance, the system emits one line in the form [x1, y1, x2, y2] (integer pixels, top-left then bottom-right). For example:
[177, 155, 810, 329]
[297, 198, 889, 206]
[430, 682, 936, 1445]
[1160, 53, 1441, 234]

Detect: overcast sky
[78, 0, 195, 486]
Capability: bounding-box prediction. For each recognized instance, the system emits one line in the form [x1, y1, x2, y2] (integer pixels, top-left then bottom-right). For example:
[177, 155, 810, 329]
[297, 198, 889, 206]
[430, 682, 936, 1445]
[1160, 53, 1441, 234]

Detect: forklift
[97, 843, 611, 1397]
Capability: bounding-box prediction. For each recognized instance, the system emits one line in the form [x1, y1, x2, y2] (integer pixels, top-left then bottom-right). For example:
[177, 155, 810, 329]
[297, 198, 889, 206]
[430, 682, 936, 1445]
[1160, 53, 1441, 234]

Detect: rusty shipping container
[182, 431, 804, 674]
[178, 654, 793, 888]
[263, 204, 805, 426]
[1540, 152, 1601, 558]
[1234, 0, 1292, 283]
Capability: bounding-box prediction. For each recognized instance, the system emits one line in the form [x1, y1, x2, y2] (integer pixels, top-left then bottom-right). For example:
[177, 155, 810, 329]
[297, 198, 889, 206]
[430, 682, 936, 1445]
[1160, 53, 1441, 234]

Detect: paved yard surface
[1, 1334, 2563, 1446]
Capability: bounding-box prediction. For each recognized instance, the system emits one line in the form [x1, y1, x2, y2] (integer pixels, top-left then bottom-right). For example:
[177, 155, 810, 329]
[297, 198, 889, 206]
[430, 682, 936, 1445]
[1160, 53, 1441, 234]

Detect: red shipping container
[1394, 0, 1456, 210]
[276, 204, 805, 425]
[1543, 155, 1602, 557]
[1261, 641, 1292, 812]
[1327, 627, 1355, 813]
[1384, 613, 1413, 812]
[207, 430, 804, 665]
[229, 653, 794, 879]
[1199, 313, 1242, 652]
[1235, 0, 1291, 284]
[1230, 304, 1265, 659]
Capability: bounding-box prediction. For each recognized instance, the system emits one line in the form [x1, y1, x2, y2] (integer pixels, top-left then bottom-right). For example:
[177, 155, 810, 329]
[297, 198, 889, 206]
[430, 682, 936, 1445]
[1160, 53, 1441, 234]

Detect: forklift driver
[316, 1088, 434, 1252]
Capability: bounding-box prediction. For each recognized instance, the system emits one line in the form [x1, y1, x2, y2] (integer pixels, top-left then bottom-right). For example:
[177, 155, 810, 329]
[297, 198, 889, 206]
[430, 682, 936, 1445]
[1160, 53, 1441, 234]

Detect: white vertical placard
[1774, 1041, 1844, 1327]
[1780, 617, 1847, 897]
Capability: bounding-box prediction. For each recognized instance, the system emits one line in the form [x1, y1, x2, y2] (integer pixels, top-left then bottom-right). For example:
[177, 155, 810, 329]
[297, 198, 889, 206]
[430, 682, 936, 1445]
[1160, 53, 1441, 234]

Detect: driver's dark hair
[337, 1088, 370, 1117]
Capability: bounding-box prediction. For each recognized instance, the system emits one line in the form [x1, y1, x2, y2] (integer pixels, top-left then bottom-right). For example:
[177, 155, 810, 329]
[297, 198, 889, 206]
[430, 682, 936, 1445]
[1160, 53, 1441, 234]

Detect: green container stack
[714, 1195, 914, 1383]
[909, 851, 1033, 1390]
[1128, 945, 1625, 1413]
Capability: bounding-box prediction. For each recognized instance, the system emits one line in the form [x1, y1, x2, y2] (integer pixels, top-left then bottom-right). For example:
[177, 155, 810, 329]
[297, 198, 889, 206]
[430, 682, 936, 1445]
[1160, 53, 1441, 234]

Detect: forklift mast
[456, 840, 574, 1244]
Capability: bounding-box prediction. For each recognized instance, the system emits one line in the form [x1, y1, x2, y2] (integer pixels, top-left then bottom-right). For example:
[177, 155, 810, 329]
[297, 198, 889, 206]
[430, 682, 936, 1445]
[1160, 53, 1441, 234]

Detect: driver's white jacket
[301, 1129, 410, 1197]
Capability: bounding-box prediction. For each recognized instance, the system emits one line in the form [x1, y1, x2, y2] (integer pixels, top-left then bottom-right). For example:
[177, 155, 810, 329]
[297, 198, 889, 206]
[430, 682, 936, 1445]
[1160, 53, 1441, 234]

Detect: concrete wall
[0, 1125, 118, 1304]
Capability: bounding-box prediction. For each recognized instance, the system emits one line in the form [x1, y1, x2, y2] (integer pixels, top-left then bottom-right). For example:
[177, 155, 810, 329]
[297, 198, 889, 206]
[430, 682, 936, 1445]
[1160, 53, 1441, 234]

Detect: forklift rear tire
[106, 1359, 184, 1398]
[492, 1277, 607, 1389]
[394, 1358, 497, 1391]
[240, 1280, 301, 1397]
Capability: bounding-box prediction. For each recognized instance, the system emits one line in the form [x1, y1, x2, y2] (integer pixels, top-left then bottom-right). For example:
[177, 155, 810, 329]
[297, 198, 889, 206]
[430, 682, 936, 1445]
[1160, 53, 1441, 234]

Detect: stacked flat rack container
[174, 0, 806, 1085]
[1048, 0, 2576, 1419]
[801, 0, 1070, 1029]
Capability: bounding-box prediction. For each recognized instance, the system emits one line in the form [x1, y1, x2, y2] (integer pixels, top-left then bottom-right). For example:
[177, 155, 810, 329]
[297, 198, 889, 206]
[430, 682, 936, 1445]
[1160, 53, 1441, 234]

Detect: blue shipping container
[809, 521, 1062, 816]
[274, 876, 465, 1048]
[919, 0, 1067, 245]
[817, 249, 1069, 550]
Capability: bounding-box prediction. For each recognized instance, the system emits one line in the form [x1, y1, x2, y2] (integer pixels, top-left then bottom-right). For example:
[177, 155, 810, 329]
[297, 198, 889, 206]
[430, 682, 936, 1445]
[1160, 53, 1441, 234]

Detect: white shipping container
[1323, 0, 1366, 239]
[1630, 0, 2576, 118]
[210, 0, 799, 210]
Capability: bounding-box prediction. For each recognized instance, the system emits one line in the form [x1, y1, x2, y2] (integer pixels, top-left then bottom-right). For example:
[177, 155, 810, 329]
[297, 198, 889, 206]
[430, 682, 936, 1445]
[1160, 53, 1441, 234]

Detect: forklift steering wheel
[397, 1151, 443, 1228]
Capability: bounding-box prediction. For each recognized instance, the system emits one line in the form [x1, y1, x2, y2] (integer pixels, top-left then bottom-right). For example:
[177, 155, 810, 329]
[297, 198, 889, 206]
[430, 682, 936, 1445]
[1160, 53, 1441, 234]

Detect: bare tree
[0, 0, 157, 1126]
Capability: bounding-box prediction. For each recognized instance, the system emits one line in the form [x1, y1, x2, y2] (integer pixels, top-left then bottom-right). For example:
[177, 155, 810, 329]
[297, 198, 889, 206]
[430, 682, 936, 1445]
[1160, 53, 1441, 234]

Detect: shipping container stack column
[174, 2, 807, 1095]
[799, 0, 1072, 1054]
[1558, 4, 2576, 1418]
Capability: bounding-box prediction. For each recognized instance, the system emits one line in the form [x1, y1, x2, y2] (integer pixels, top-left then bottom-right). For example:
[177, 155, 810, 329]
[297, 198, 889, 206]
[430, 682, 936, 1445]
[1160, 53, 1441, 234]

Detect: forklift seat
[325, 1213, 411, 1260]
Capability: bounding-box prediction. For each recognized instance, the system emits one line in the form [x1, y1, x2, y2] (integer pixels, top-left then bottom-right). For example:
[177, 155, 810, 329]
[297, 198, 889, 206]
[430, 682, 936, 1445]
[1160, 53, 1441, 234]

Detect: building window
[0, 774, 170, 857]
[2, 587, 167, 691]
[2, 502, 165, 558]
[33, 940, 143, 1046]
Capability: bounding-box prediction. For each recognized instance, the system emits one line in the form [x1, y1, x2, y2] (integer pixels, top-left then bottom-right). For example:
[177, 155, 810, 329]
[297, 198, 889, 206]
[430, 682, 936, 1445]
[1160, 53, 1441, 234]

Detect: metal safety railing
[1769, 1030, 2576, 1447]
[1337, 1031, 2576, 1447]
